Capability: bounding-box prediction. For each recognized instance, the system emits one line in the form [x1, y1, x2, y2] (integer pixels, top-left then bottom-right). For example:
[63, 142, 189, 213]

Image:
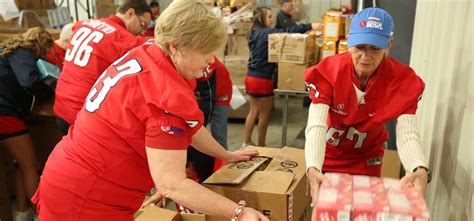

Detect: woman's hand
[307, 167, 328, 207]
[399, 168, 429, 195]
[141, 191, 167, 208]
[225, 149, 259, 162]
[238, 207, 269, 221]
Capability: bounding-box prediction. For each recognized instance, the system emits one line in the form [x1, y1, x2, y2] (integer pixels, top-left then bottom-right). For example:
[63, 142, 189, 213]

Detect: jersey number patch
[65, 27, 104, 67]
[326, 127, 367, 149]
[85, 52, 142, 112]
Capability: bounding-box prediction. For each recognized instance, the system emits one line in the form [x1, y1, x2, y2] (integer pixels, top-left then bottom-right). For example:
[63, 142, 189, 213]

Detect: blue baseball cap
[348, 7, 394, 49]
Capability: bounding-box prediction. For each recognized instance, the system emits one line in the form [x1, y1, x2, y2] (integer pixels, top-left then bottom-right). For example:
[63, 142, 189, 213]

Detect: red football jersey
[44, 43, 66, 69]
[54, 15, 147, 124]
[304, 53, 424, 176]
[197, 57, 233, 106]
[36, 43, 203, 220]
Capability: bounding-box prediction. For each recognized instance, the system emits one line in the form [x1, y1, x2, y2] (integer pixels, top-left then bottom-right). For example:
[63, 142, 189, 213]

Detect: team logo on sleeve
[185, 120, 199, 128]
[161, 125, 185, 136]
[305, 82, 320, 98]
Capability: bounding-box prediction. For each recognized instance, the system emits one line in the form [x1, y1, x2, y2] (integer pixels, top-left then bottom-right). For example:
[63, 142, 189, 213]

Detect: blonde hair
[154, 0, 227, 55]
[0, 27, 54, 58]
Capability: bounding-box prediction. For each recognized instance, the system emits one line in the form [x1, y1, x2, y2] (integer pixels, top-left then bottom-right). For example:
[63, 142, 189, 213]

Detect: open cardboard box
[134, 204, 205, 221]
[203, 146, 310, 221]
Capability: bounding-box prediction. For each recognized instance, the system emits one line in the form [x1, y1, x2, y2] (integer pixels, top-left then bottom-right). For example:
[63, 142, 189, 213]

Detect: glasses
[136, 15, 146, 28]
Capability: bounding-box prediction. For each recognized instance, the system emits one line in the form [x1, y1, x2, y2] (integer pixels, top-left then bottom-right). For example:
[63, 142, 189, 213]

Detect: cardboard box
[224, 55, 247, 86]
[277, 62, 310, 91]
[321, 41, 336, 59]
[268, 33, 316, 64]
[344, 15, 353, 39]
[42, 0, 56, 9]
[15, 0, 43, 10]
[232, 21, 252, 35]
[381, 149, 401, 179]
[96, 3, 118, 18]
[226, 35, 249, 57]
[338, 39, 348, 54]
[323, 11, 343, 42]
[204, 146, 310, 221]
[135, 206, 180, 221]
[315, 173, 431, 221]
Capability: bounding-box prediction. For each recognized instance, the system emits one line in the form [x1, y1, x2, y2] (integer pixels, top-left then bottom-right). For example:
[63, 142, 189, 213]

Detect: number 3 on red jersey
[85, 52, 142, 112]
[65, 27, 104, 67]
[327, 127, 367, 149]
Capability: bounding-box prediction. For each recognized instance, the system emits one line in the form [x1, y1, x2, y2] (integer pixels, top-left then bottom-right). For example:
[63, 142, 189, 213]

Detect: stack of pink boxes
[315, 173, 431, 221]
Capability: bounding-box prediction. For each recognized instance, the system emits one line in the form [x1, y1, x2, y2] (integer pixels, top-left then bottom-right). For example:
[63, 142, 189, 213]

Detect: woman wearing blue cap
[303, 7, 431, 206]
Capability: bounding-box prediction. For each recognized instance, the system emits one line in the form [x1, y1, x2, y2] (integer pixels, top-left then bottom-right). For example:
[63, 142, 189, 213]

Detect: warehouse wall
[410, 0, 473, 220]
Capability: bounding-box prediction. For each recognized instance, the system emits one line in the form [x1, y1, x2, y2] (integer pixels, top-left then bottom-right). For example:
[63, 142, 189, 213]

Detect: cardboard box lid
[204, 147, 306, 194]
[204, 156, 270, 184]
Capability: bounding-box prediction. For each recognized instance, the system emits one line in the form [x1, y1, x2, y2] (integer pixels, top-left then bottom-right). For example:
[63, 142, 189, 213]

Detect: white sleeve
[396, 114, 428, 172]
[305, 103, 330, 172]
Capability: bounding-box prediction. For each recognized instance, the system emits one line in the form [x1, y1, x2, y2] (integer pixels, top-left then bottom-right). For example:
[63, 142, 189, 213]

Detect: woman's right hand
[238, 207, 269, 221]
[307, 167, 328, 207]
[311, 22, 324, 32]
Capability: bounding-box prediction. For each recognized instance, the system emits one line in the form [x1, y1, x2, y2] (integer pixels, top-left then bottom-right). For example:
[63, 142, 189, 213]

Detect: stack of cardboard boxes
[268, 33, 319, 91]
[96, 0, 120, 18]
[225, 21, 251, 119]
[321, 11, 353, 60]
[0, 0, 56, 29]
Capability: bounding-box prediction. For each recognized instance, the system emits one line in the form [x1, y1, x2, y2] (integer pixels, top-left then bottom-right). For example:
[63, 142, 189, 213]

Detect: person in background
[53, 0, 152, 134]
[243, 6, 323, 147]
[33, 1, 268, 220]
[44, 23, 74, 69]
[150, 1, 160, 18]
[0, 27, 55, 221]
[304, 7, 431, 208]
[188, 56, 232, 182]
[275, 0, 296, 29]
[142, 1, 160, 37]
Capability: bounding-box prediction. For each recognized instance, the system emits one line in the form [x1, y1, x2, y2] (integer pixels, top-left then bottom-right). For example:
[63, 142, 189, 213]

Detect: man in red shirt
[304, 7, 431, 207]
[54, 0, 151, 133]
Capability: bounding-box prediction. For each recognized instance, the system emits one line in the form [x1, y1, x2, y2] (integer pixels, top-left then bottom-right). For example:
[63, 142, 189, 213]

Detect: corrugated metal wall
[410, 0, 473, 220]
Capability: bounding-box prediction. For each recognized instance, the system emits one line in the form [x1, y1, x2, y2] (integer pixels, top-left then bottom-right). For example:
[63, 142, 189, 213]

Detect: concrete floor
[225, 95, 309, 151]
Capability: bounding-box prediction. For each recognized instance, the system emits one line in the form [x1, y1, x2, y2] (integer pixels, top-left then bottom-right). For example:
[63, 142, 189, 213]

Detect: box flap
[244, 146, 280, 158]
[265, 147, 306, 193]
[204, 157, 269, 184]
[135, 206, 179, 221]
[242, 171, 295, 194]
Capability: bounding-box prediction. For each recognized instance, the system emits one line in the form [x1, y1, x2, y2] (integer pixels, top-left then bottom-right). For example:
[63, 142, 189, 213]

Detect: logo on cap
[361, 17, 384, 30]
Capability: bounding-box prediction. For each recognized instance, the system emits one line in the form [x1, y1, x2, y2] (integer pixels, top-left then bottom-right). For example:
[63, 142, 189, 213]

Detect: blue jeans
[210, 105, 229, 149]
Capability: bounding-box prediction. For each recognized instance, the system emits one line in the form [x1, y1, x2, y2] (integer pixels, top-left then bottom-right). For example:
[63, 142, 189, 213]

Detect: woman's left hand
[399, 169, 429, 195]
[225, 149, 259, 162]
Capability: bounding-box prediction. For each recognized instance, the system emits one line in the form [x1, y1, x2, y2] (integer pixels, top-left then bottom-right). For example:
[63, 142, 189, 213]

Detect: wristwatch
[413, 166, 432, 183]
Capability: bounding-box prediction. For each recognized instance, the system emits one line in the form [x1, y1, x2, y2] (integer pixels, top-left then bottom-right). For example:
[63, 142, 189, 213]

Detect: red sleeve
[215, 58, 232, 106]
[145, 109, 191, 150]
[401, 79, 424, 115]
[304, 65, 333, 105]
